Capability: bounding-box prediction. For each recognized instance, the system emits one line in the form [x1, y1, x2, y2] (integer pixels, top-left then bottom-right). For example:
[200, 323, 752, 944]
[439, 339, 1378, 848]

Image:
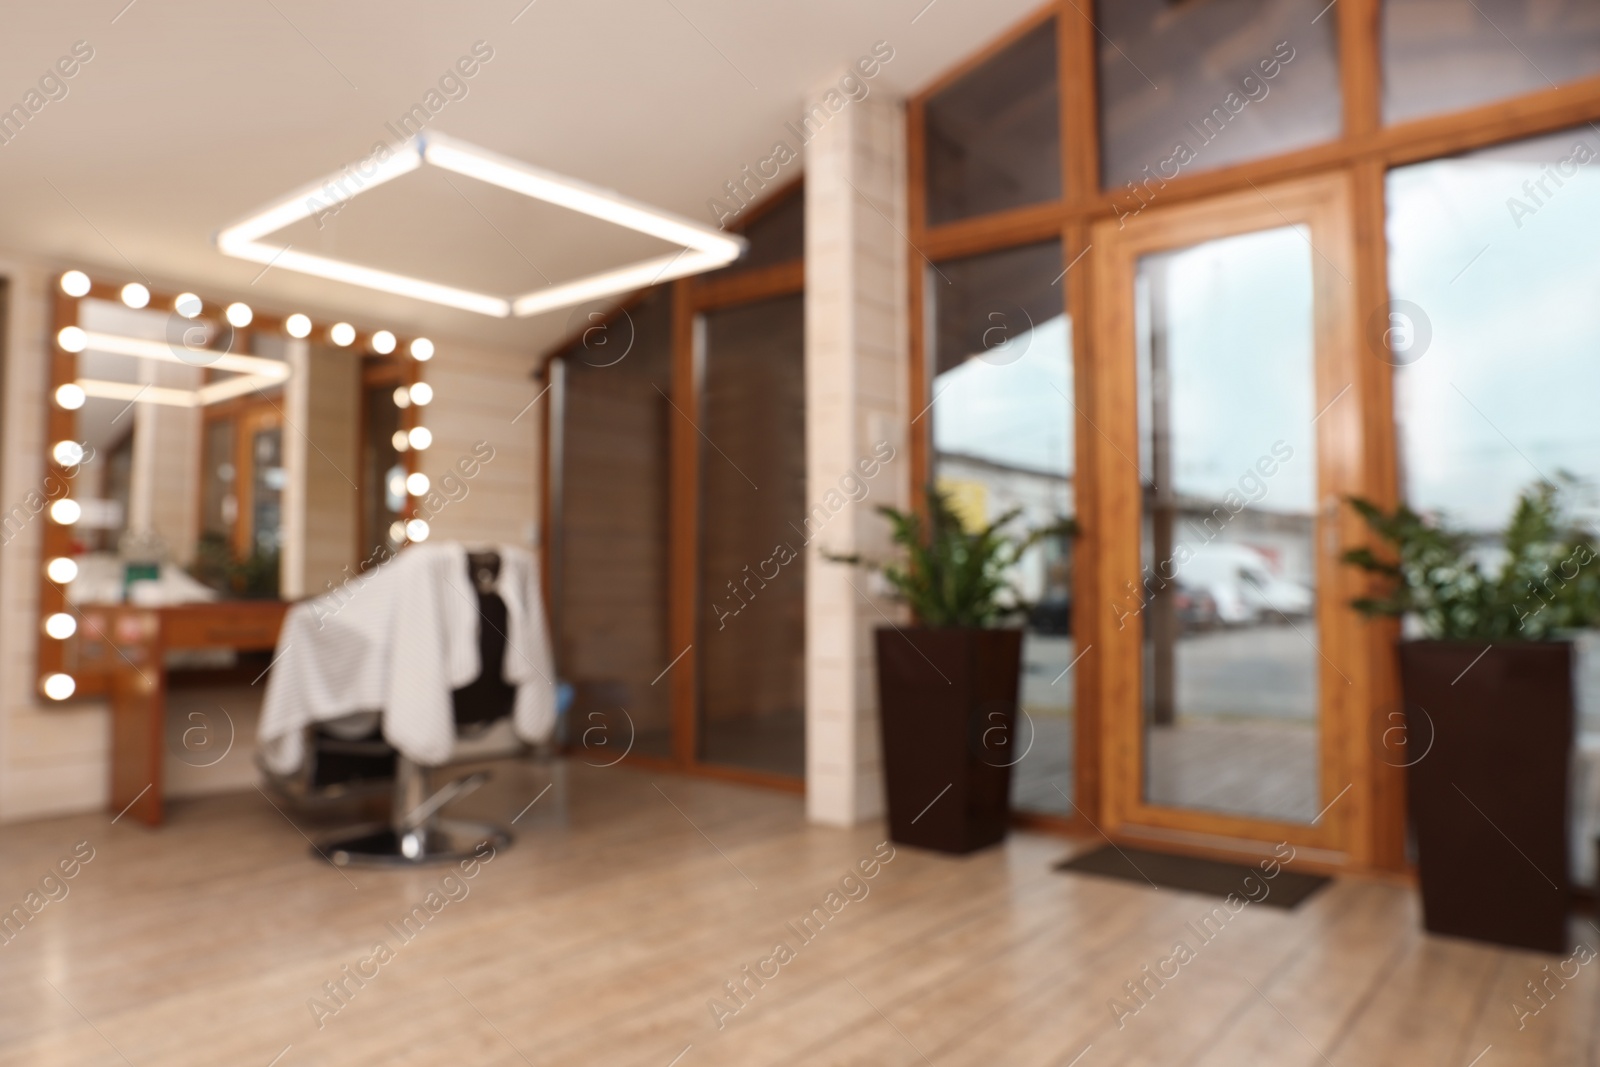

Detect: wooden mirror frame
[37, 273, 429, 704]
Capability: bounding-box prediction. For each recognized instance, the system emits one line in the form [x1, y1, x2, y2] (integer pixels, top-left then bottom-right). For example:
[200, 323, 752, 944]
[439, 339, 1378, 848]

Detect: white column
[804, 94, 910, 826]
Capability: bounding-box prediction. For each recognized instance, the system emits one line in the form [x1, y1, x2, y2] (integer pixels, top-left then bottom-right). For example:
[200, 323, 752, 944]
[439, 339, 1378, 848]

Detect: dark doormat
[1056, 845, 1329, 910]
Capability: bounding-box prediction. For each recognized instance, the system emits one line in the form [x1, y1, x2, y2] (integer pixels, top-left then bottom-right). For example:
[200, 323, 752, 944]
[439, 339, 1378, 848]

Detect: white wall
[415, 341, 542, 550]
[0, 253, 543, 822]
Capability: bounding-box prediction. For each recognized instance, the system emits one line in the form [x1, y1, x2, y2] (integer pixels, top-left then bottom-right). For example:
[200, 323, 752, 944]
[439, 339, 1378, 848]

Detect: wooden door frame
[538, 180, 808, 794]
[1087, 170, 1373, 866]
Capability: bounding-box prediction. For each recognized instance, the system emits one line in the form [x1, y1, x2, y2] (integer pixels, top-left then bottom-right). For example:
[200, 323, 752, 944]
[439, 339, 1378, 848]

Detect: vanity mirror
[37, 271, 436, 702]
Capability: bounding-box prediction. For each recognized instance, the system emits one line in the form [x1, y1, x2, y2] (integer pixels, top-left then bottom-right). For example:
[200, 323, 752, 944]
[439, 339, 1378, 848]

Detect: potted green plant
[1345, 479, 1599, 952]
[832, 488, 1074, 854]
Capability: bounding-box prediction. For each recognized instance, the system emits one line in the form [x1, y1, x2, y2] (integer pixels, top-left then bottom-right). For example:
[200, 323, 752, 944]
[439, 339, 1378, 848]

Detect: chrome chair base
[321, 818, 511, 867]
[316, 757, 511, 867]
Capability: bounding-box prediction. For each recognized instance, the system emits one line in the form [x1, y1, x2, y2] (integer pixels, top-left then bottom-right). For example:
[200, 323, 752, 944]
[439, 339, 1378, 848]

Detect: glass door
[1089, 173, 1366, 857]
[695, 292, 806, 777]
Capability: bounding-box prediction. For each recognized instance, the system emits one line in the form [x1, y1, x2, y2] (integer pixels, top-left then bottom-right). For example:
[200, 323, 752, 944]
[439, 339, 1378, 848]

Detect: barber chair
[309, 550, 522, 866]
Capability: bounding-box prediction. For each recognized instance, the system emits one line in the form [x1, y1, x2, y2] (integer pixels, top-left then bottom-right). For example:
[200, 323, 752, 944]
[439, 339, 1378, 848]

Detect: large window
[929, 241, 1075, 816]
[1387, 127, 1600, 530]
[697, 294, 807, 776]
[910, 2, 1600, 859]
[546, 184, 807, 783]
[1383, 0, 1600, 125]
[923, 17, 1060, 225]
[1097, 0, 1341, 189]
[552, 290, 675, 760]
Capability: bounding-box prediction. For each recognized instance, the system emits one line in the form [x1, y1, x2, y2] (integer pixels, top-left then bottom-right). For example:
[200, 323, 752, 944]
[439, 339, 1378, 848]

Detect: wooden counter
[76, 600, 290, 827]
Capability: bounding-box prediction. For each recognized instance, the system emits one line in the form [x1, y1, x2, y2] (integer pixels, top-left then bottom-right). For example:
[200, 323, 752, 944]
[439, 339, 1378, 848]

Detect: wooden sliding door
[1089, 172, 1372, 863]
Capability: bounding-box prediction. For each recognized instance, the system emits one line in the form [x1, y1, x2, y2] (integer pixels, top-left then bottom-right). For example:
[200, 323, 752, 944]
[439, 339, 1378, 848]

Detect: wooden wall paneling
[668, 279, 700, 766]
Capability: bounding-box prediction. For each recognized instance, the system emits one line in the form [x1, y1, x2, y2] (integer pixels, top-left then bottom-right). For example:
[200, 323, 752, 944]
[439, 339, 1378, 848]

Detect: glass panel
[709, 188, 804, 278]
[1387, 129, 1600, 529]
[360, 380, 404, 558]
[698, 293, 806, 776]
[1388, 132, 1600, 884]
[1134, 226, 1320, 823]
[928, 241, 1076, 816]
[924, 18, 1060, 226]
[1097, 0, 1340, 191]
[61, 298, 289, 603]
[1384, 0, 1600, 125]
[555, 290, 675, 760]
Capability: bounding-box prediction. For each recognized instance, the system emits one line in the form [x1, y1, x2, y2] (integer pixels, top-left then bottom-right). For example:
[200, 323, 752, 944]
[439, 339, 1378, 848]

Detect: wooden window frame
[906, 0, 1600, 867]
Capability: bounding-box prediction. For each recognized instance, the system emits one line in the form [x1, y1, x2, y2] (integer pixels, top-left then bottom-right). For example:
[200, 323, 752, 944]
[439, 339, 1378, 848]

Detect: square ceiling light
[215, 133, 747, 318]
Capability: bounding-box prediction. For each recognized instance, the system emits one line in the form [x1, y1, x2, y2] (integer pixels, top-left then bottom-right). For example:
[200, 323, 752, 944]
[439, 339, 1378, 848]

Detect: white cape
[258, 542, 556, 773]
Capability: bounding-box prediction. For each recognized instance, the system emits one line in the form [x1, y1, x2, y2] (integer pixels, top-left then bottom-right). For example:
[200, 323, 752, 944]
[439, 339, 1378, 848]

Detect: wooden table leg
[109, 642, 164, 827]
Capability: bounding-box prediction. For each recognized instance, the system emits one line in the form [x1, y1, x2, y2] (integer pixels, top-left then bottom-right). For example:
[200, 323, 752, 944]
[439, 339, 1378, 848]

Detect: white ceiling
[0, 0, 1041, 357]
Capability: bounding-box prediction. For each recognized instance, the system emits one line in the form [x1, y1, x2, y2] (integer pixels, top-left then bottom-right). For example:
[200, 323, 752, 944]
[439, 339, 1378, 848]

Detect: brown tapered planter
[875, 627, 1022, 854]
[1399, 640, 1573, 953]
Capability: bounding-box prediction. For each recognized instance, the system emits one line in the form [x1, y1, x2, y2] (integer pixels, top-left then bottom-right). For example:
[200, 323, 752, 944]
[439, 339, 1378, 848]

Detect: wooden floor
[1, 759, 1597, 1066]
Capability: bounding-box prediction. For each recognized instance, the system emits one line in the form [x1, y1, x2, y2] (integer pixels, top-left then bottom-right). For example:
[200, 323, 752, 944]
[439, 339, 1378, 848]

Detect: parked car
[1173, 582, 1219, 631]
[1027, 594, 1071, 635]
[1179, 543, 1312, 625]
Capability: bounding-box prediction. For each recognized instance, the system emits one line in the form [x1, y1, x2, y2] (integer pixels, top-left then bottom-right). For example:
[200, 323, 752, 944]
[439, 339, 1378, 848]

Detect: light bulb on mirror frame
[46, 556, 79, 583]
[55, 384, 87, 410]
[42, 673, 76, 701]
[60, 271, 91, 297]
